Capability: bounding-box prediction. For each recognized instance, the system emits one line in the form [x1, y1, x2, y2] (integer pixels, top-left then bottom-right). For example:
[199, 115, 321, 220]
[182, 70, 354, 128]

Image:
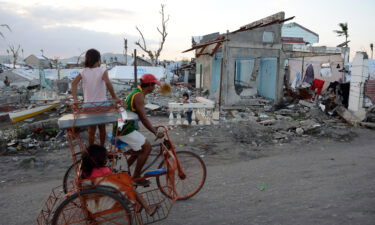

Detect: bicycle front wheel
[156, 151, 206, 200]
[52, 187, 133, 225]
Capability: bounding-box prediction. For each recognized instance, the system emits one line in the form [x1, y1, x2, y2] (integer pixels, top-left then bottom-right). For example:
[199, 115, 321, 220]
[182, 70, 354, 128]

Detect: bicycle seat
[107, 133, 129, 150]
[144, 168, 167, 176]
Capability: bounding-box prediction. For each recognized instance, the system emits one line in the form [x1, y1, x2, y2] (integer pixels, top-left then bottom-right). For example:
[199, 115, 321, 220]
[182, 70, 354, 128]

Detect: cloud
[26, 6, 135, 25]
[0, 1, 135, 24]
[0, 0, 189, 60]
[0, 5, 140, 58]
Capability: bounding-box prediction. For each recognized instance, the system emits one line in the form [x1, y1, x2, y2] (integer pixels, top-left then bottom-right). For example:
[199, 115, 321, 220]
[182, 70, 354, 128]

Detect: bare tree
[0, 24, 11, 39]
[135, 4, 169, 66]
[8, 44, 21, 68]
[76, 51, 85, 66]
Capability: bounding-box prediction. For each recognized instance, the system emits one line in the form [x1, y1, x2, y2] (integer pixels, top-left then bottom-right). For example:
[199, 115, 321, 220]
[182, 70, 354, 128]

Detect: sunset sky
[0, 0, 374, 60]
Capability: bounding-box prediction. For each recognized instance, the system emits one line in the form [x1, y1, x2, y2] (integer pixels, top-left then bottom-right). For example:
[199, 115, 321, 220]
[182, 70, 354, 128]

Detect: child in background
[182, 92, 192, 124]
[81, 144, 158, 216]
[71, 49, 121, 146]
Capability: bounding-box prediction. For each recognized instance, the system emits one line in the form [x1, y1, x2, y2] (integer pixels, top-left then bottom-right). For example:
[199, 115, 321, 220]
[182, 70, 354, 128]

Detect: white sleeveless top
[80, 67, 107, 103]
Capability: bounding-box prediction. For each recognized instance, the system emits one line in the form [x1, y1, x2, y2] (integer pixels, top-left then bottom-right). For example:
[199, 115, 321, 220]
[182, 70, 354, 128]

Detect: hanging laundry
[320, 63, 332, 77]
[291, 71, 302, 89]
[311, 79, 325, 95]
[303, 64, 314, 84]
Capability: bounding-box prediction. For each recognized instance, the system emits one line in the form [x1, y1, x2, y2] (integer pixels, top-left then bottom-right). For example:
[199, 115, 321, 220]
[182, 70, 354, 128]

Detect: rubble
[360, 122, 375, 130]
[335, 106, 362, 125]
[296, 128, 304, 135]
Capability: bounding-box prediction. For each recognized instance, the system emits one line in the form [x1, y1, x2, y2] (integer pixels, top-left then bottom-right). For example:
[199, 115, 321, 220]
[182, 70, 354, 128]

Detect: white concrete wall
[348, 52, 369, 113]
[288, 54, 344, 90]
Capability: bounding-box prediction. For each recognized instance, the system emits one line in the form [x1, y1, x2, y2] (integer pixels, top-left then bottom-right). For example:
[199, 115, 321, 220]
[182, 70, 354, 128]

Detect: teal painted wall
[257, 58, 277, 99]
[210, 51, 222, 94]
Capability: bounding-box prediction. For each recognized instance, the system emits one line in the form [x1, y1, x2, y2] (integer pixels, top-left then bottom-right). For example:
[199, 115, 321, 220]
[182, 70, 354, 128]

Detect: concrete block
[212, 111, 220, 120]
[299, 100, 314, 108]
[336, 106, 362, 125]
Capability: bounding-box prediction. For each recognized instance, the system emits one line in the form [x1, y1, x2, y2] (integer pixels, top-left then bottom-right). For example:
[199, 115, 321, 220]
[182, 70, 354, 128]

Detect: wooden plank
[210, 43, 222, 56]
[10, 103, 60, 123]
[182, 38, 226, 53]
[168, 103, 214, 111]
[58, 111, 138, 129]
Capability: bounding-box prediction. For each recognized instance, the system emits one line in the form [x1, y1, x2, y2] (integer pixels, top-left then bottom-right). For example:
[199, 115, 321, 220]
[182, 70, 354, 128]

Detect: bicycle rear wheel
[156, 151, 206, 200]
[52, 187, 133, 225]
[63, 152, 129, 193]
[63, 161, 81, 194]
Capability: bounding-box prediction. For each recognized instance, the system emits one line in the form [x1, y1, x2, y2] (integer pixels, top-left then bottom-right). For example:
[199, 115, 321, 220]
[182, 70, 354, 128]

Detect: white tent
[108, 66, 165, 81]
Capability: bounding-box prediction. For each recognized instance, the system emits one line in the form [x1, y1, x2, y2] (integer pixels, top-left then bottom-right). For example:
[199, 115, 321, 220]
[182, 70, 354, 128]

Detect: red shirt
[88, 167, 112, 179]
[311, 79, 325, 94]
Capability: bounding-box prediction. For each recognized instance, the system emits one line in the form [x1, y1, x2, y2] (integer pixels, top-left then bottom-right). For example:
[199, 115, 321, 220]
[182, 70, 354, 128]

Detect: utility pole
[124, 38, 128, 65]
[370, 43, 373, 59]
[134, 49, 137, 87]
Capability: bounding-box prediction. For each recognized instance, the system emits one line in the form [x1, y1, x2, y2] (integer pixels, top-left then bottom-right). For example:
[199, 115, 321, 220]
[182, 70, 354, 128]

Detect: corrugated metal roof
[365, 80, 375, 104]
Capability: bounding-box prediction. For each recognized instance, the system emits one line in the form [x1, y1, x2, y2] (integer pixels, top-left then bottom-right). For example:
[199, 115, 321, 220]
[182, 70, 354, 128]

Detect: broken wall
[221, 23, 285, 107]
[195, 46, 215, 90]
[348, 52, 368, 118]
[288, 54, 344, 90]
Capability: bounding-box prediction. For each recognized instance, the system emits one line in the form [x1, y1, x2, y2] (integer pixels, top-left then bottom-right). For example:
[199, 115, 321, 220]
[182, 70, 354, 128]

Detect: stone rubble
[0, 80, 368, 160]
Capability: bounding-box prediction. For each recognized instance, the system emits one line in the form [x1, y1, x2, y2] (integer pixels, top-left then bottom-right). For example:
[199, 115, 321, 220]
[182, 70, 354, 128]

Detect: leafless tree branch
[8, 44, 21, 68]
[134, 4, 169, 65]
[0, 24, 11, 39]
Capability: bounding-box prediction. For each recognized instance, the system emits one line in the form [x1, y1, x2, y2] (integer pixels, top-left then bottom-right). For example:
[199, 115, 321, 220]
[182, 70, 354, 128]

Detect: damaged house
[184, 12, 292, 107]
[24, 55, 52, 69]
[184, 12, 349, 108]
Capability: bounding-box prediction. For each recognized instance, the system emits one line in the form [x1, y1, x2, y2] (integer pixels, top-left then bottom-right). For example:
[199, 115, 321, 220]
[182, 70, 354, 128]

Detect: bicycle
[37, 103, 206, 225]
[62, 127, 207, 201]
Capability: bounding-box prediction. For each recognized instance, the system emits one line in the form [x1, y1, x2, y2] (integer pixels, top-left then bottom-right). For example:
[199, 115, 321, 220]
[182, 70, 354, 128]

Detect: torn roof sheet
[183, 12, 294, 54]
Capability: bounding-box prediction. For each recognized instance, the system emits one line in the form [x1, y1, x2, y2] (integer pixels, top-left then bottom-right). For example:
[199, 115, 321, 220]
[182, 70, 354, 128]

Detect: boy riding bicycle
[115, 74, 164, 186]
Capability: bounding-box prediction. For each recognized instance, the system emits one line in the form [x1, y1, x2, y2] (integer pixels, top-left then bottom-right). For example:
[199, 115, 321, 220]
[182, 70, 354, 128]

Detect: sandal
[134, 179, 151, 187]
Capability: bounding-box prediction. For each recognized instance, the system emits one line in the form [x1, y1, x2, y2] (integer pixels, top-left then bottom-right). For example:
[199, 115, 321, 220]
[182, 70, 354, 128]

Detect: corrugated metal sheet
[364, 80, 375, 103]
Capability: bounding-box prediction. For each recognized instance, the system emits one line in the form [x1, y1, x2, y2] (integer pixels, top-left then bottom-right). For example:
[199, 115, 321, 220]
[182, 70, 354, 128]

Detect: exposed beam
[182, 37, 226, 53]
[210, 43, 222, 56]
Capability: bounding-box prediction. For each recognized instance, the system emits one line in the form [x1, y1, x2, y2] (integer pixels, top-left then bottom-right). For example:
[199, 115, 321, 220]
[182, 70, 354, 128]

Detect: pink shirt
[88, 167, 113, 179]
[81, 67, 107, 103]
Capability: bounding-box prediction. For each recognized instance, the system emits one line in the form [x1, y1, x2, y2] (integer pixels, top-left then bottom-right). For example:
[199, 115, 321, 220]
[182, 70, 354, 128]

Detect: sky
[0, 0, 374, 60]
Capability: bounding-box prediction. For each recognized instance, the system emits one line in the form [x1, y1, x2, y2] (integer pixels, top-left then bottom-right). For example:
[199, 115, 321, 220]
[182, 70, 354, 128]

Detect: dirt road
[0, 126, 374, 225]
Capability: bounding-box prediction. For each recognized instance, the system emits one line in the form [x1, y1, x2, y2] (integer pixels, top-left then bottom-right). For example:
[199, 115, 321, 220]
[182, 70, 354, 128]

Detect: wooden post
[218, 57, 224, 109]
[134, 49, 137, 87]
[300, 56, 305, 82]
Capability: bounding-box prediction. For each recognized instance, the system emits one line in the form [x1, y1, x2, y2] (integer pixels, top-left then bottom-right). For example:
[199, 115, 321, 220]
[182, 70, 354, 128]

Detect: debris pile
[0, 104, 71, 155]
[217, 96, 354, 144]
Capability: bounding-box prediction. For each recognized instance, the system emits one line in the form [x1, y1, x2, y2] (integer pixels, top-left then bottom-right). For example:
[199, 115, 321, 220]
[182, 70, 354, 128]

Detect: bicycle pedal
[134, 184, 150, 188]
[134, 179, 151, 187]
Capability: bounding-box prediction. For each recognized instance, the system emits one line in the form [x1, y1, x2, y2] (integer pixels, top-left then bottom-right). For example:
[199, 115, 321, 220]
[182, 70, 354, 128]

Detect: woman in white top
[72, 49, 120, 146]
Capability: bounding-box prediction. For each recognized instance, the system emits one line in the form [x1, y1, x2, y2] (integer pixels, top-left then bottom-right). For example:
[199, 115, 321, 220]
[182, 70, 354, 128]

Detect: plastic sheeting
[108, 66, 165, 81]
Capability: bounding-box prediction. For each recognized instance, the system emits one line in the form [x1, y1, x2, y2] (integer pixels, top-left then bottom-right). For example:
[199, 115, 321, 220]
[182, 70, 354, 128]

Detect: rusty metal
[133, 187, 175, 225]
[71, 102, 119, 114]
[36, 185, 66, 225]
[365, 80, 375, 104]
[37, 107, 205, 225]
[182, 37, 226, 53]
